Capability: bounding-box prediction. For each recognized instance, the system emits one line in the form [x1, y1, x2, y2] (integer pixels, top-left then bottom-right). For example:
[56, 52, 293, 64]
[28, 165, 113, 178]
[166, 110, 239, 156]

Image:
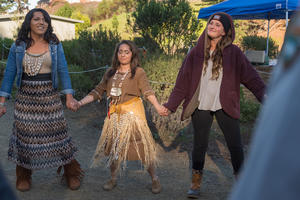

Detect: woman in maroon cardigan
[163, 12, 266, 198]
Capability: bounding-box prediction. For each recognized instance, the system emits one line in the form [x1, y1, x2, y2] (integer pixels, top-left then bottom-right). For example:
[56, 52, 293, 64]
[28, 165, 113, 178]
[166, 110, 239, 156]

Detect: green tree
[112, 15, 119, 32]
[130, 0, 202, 55]
[121, 0, 136, 12]
[0, 0, 14, 13]
[55, 3, 74, 18]
[71, 11, 91, 37]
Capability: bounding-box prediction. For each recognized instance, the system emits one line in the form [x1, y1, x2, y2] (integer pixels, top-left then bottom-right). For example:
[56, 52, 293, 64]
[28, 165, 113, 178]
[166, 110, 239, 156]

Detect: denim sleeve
[56, 43, 74, 95]
[0, 44, 17, 98]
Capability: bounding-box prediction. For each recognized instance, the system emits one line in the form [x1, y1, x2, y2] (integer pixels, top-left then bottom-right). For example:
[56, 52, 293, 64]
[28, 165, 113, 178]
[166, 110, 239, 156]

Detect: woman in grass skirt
[0, 8, 83, 192]
[78, 40, 166, 194]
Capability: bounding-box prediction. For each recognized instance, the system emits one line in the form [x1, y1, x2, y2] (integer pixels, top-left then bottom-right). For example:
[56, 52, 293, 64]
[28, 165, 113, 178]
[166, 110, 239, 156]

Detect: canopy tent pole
[266, 17, 270, 58]
[265, 12, 270, 64]
[286, 0, 289, 29]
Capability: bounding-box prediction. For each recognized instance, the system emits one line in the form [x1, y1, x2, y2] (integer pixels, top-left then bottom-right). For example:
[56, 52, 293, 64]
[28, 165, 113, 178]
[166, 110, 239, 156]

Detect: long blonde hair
[203, 24, 233, 80]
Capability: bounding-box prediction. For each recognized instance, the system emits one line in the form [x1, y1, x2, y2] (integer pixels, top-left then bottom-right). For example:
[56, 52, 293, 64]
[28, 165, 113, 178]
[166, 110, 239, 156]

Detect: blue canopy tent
[198, 0, 300, 59]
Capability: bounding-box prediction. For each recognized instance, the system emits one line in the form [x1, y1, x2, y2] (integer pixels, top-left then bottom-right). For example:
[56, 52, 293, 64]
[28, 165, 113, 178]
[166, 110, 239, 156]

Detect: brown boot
[16, 165, 32, 192]
[187, 170, 202, 199]
[151, 177, 161, 194]
[102, 179, 117, 191]
[58, 159, 84, 190]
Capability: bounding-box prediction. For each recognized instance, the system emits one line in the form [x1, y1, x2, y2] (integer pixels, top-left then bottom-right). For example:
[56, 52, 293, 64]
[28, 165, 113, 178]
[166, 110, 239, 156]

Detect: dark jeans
[191, 109, 244, 174]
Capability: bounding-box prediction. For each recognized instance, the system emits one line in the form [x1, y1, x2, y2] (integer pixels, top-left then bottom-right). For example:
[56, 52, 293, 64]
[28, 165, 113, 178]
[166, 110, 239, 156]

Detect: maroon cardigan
[164, 20, 266, 120]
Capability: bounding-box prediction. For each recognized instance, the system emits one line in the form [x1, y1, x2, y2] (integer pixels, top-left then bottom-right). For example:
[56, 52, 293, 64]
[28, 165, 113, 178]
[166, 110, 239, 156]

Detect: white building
[0, 14, 83, 41]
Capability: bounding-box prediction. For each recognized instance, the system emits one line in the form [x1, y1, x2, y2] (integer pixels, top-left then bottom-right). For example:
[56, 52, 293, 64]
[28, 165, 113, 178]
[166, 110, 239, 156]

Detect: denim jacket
[0, 41, 74, 98]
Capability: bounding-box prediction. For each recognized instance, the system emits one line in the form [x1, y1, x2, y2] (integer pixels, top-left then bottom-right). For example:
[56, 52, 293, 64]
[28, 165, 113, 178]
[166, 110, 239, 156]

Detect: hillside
[41, 0, 285, 49]
[44, 0, 100, 22]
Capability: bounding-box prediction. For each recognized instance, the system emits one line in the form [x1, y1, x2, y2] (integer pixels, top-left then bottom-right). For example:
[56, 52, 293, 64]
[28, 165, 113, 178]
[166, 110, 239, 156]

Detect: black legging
[191, 109, 244, 174]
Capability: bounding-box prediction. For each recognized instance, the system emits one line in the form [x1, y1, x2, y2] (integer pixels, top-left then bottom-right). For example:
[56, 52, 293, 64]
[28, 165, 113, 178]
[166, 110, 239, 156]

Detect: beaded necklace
[23, 51, 47, 76]
[109, 70, 130, 104]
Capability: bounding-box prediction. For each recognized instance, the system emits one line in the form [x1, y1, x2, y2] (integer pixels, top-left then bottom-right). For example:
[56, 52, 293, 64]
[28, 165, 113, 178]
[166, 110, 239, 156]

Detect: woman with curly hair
[0, 8, 83, 191]
[78, 40, 164, 194]
[162, 12, 266, 198]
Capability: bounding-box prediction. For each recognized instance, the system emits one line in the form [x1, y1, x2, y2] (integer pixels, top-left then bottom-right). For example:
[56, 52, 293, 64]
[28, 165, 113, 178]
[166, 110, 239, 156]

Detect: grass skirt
[91, 97, 157, 171]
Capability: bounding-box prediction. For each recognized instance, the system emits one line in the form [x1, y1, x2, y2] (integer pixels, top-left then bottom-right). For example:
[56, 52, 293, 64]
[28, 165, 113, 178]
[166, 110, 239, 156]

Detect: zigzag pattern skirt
[8, 73, 77, 170]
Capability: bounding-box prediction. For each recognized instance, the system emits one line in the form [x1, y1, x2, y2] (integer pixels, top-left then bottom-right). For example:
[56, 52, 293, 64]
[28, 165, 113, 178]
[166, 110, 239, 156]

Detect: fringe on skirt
[8, 74, 77, 169]
[91, 97, 158, 171]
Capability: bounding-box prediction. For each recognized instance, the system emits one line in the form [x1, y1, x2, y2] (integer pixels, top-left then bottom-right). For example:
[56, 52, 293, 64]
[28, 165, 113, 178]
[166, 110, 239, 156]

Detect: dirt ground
[0, 99, 252, 200]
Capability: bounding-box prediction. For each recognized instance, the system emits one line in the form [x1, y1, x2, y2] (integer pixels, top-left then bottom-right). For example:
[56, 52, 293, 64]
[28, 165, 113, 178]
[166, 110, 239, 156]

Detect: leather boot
[151, 177, 161, 194]
[234, 172, 239, 181]
[16, 165, 32, 192]
[103, 178, 117, 191]
[187, 169, 202, 199]
[58, 159, 84, 190]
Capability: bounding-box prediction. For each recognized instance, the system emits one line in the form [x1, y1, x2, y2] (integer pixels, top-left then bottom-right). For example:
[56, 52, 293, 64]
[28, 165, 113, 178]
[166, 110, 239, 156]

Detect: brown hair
[16, 8, 59, 48]
[203, 14, 233, 80]
[107, 40, 140, 79]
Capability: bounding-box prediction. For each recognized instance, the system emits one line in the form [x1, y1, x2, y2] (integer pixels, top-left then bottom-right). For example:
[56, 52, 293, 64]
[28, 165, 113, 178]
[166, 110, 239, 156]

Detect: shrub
[68, 65, 96, 98]
[129, 0, 202, 55]
[0, 38, 14, 60]
[0, 60, 6, 80]
[241, 35, 279, 58]
[142, 53, 184, 101]
[71, 11, 91, 37]
[240, 87, 260, 123]
[55, 3, 75, 18]
[62, 26, 120, 88]
[142, 53, 191, 141]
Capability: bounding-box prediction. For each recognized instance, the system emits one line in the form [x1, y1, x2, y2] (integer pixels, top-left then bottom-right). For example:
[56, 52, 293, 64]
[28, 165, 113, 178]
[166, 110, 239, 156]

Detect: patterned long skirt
[8, 73, 77, 170]
[91, 97, 158, 171]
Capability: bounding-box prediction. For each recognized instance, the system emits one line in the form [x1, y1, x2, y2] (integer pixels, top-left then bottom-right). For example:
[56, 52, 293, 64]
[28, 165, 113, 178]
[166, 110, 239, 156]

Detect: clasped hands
[66, 97, 81, 112]
[155, 104, 170, 116]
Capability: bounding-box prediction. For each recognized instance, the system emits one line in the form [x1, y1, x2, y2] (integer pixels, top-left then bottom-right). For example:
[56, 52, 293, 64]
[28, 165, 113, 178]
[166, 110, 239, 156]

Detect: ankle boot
[187, 169, 202, 199]
[151, 177, 161, 194]
[58, 159, 84, 190]
[16, 165, 32, 192]
[234, 172, 239, 181]
[103, 178, 117, 191]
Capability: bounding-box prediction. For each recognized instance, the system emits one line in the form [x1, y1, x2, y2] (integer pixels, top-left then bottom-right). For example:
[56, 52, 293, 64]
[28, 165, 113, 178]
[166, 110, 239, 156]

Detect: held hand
[0, 106, 7, 118]
[72, 99, 80, 111]
[161, 105, 170, 116]
[66, 97, 79, 112]
[155, 105, 170, 116]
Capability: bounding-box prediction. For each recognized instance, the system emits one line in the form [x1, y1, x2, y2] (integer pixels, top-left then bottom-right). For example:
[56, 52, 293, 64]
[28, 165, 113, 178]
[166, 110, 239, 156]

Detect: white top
[198, 57, 223, 111]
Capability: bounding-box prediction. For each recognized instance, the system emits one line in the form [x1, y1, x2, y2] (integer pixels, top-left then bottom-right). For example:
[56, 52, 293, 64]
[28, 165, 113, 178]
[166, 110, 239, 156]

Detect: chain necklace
[23, 51, 47, 76]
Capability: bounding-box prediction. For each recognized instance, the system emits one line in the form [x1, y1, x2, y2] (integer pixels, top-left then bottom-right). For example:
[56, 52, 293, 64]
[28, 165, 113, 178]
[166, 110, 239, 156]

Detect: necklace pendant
[110, 87, 122, 97]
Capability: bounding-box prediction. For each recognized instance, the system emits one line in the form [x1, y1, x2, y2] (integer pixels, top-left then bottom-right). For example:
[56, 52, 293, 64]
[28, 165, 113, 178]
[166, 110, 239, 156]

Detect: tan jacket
[89, 67, 154, 103]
